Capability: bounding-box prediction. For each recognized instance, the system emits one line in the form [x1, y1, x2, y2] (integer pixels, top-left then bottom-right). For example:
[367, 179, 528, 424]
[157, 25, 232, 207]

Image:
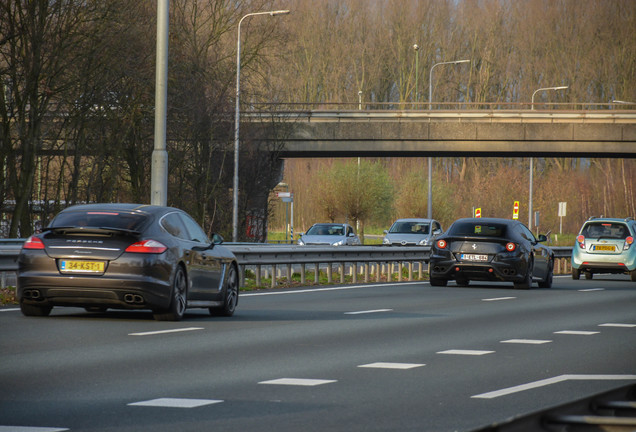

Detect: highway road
[1, 275, 635, 431]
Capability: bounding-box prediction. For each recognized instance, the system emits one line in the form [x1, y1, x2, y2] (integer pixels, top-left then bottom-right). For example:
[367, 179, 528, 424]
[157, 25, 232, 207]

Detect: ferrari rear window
[581, 222, 628, 239]
[49, 211, 148, 231]
[448, 222, 507, 237]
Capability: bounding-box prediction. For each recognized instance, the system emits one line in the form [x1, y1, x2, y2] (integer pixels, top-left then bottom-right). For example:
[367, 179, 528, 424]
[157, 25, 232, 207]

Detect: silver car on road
[383, 218, 443, 246]
[298, 223, 361, 246]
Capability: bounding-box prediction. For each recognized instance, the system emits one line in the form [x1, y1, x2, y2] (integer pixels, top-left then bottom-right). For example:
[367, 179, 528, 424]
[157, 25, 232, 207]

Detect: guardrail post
[271, 264, 277, 288]
[352, 263, 358, 283]
[418, 261, 424, 280]
[314, 263, 319, 283]
[300, 263, 306, 284]
[408, 262, 413, 281]
[364, 262, 370, 283]
[287, 263, 292, 284]
[327, 263, 332, 284]
[255, 265, 261, 286]
[340, 263, 345, 284]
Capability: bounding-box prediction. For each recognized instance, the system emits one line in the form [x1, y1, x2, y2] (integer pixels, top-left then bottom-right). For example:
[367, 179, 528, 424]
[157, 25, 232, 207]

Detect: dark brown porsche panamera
[17, 203, 239, 321]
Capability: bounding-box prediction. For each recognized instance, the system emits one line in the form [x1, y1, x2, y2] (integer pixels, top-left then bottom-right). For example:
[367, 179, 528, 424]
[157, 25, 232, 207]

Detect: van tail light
[23, 236, 45, 250]
[436, 239, 447, 249]
[625, 236, 634, 251]
[576, 235, 586, 249]
[125, 239, 167, 254]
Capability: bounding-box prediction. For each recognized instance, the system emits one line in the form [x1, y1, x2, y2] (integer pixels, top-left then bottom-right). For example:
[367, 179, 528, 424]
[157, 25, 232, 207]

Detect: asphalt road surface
[1, 275, 635, 432]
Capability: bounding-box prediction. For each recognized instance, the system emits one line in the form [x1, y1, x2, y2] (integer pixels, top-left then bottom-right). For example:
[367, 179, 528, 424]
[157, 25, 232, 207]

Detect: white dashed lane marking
[500, 339, 552, 344]
[437, 349, 494, 356]
[344, 309, 393, 315]
[128, 398, 223, 408]
[579, 288, 605, 292]
[0, 428, 68, 432]
[554, 330, 600, 335]
[128, 327, 204, 336]
[258, 378, 337, 386]
[599, 323, 636, 328]
[358, 362, 425, 369]
[482, 297, 516, 302]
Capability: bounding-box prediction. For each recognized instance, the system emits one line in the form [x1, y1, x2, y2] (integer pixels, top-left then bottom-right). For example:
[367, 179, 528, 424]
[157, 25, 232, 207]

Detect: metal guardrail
[0, 239, 573, 289]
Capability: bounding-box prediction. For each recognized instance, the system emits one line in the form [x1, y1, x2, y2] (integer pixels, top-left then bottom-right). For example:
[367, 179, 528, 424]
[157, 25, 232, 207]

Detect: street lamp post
[427, 59, 470, 219]
[531, 86, 568, 110]
[528, 85, 568, 229]
[233, 10, 290, 242]
[413, 44, 419, 104]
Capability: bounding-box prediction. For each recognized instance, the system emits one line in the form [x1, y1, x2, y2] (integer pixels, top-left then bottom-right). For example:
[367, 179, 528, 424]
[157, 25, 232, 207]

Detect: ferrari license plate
[60, 260, 105, 273]
[460, 254, 488, 262]
[592, 244, 615, 252]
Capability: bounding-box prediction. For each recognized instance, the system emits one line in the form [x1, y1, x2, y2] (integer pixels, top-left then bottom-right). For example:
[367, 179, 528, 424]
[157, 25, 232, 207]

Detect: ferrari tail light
[436, 239, 447, 249]
[625, 236, 634, 251]
[505, 242, 516, 252]
[23, 236, 45, 250]
[125, 239, 167, 254]
[576, 235, 586, 249]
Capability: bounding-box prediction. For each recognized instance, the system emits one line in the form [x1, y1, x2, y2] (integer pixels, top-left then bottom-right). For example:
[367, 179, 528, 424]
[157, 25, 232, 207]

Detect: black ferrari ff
[428, 218, 554, 289]
[17, 203, 239, 321]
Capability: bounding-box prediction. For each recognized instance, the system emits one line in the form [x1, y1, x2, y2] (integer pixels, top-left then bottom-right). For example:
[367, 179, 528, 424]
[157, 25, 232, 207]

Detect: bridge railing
[246, 101, 635, 111]
[1, 239, 573, 289]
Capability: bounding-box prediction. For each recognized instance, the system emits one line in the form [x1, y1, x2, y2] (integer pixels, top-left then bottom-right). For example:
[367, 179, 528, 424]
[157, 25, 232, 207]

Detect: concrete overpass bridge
[243, 109, 636, 158]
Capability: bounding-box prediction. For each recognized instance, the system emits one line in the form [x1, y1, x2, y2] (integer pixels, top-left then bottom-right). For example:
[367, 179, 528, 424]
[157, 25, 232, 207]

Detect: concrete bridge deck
[243, 110, 636, 158]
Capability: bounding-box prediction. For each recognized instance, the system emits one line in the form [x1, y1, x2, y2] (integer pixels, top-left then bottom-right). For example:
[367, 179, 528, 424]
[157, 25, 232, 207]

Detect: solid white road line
[0, 308, 20, 313]
[258, 378, 337, 386]
[128, 327, 204, 336]
[241, 282, 423, 297]
[128, 398, 223, 408]
[579, 288, 605, 292]
[472, 374, 636, 399]
[358, 362, 425, 369]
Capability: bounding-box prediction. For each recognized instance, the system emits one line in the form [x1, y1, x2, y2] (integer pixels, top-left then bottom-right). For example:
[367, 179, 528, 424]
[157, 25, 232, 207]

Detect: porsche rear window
[581, 222, 629, 239]
[448, 222, 507, 237]
[49, 211, 148, 231]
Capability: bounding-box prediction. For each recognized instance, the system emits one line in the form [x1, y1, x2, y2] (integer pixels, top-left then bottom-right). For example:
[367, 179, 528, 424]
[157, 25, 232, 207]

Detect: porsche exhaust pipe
[124, 294, 145, 304]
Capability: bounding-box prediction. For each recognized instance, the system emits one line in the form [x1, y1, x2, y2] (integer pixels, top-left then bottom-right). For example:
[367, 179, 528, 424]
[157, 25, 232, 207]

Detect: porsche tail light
[125, 239, 167, 254]
[436, 239, 447, 249]
[23, 236, 45, 250]
[576, 235, 586, 249]
[505, 242, 516, 252]
[625, 236, 634, 251]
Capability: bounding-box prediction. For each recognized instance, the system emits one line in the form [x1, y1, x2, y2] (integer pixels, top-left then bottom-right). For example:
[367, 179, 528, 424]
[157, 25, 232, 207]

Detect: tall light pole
[427, 59, 470, 219]
[528, 85, 568, 229]
[151, 0, 169, 206]
[233, 10, 290, 242]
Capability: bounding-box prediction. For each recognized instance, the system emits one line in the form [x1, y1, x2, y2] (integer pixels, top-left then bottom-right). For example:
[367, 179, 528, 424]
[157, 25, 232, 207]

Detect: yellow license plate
[593, 245, 615, 251]
[60, 260, 105, 273]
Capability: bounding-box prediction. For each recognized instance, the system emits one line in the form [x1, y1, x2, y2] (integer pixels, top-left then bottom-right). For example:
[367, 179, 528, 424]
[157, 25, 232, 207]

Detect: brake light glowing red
[125, 239, 167, 254]
[23, 236, 45, 250]
[505, 242, 516, 252]
[436, 239, 447, 249]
